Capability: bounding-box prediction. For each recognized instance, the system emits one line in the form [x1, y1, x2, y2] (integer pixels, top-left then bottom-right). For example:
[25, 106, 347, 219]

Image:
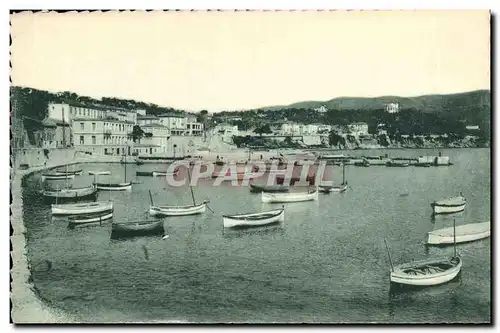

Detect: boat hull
[152, 171, 179, 177]
[319, 183, 348, 193]
[88, 171, 111, 175]
[41, 174, 75, 181]
[390, 257, 462, 286]
[149, 203, 206, 216]
[249, 184, 290, 193]
[427, 222, 490, 245]
[111, 221, 164, 237]
[261, 190, 318, 203]
[52, 201, 113, 215]
[223, 208, 285, 228]
[42, 187, 98, 203]
[95, 182, 132, 191]
[432, 203, 466, 214]
[68, 212, 113, 224]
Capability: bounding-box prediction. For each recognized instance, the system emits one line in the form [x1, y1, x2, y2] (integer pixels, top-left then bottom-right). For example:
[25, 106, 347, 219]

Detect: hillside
[261, 90, 491, 113]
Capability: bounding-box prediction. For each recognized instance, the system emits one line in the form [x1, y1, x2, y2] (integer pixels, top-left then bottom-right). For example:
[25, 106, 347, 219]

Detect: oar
[204, 200, 215, 213]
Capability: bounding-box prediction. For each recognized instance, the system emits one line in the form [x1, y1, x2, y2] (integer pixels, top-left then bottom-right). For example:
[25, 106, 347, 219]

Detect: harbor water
[20, 148, 491, 323]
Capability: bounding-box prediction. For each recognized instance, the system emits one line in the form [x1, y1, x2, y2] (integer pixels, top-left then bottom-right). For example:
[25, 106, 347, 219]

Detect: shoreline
[10, 161, 79, 323]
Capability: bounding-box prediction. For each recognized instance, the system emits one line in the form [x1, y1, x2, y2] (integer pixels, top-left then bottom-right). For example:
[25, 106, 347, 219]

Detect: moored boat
[427, 221, 490, 245]
[223, 207, 285, 228]
[51, 200, 113, 215]
[88, 170, 111, 175]
[68, 211, 113, 225]
[261, 188, 318, 203]
[53, 168, 83, 176]
[42, 186, 98, 202]
[111, 220, 164, 236]
[354, 160, 370, 167]
[319, 183, 348, 193]
[94, 182, 132, 191]
[152, 169, 179, 177]
[41, 173, 76, 181]
[249, 183, 290, 193]
[136, 171, 153, 177]
[149, 201, 208, 217]
[431, 195, 466, 214]
[386, 161, 410, 167]
[415, 162, 432, 167]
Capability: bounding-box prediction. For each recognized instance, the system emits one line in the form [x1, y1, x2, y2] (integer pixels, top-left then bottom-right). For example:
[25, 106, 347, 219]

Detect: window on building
[80, 136, 84, 144]
[80, 123, 84, 130]
[92, 123, 96, 131]
[92, 136, 96, 144]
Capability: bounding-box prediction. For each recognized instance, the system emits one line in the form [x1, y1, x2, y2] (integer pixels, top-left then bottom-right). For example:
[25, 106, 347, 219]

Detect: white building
[214, 123, 239, 142]
[185, 114, 204, 136]
[385, 103, 400, 113]
[137, 114, 160, 126]
[314, 105, 328, 113]
[281, 123, 302, 136]
[138, 123, 170, 155]
[348, 122, 369, 137]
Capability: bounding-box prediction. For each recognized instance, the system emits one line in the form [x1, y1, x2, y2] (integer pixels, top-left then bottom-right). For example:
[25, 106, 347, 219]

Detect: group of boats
[385, 193, 490, 288]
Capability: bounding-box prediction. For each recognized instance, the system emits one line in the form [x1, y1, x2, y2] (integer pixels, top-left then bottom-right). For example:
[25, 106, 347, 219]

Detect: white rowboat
[41, 174, 75, 181]
[427, 221, 490, 245]
[261, 189, 318, 203]
[390, 256, 462, 286]
[88, 170, 111, 175]
[223, 207, 285, 228]
[94, 182, 132, 191]
[111, 220, 164, 235]
[149, 202, 207, 216]
[52, 201, 113, 215]
[319, 183, 348, 193]
[431, 196, 466, 214]
[152, 170, 179, 177]
[42, 186, 97, 201]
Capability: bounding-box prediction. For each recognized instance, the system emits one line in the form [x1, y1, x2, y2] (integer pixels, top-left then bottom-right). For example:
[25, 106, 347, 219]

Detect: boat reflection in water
[222, 224, 285, 239]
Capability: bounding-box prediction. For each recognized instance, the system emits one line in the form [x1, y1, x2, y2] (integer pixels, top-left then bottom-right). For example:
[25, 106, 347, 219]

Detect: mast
[384, 239, 394, 272]
[124, 146, 127, 183]
[453, 218, 457, 258]
[187, 166, 196, 205]
[342, 163, 346, 184]
[62, 108, 69, 190]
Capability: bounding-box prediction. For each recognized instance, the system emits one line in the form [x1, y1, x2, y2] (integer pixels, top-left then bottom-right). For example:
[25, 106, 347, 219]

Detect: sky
[10, 10, 490, 112]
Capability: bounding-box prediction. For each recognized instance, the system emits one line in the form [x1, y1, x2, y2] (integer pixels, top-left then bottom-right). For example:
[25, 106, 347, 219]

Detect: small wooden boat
[136, 171, 153, 177]
[386, 161, 409, 167]
[42, 186, 98, 202]
[261, 188, 318, 203]
[88, 170, 111, 175]
[223, 207, 285, 228]
[385, 219, 462, 287]
[149, 201, 208, 217]
[152, 169, 179, 177]
[319, 183, 348, 193]
[136, 160, 145, 165]
[41, 173, 76, 181]
[68, 211, 113, 225]
[415, 162, 432, 167]
[354, 160, 370, 167]
[94, 182, 132, 191]
[111, 220, 164, 236]
[319, 163, 348, 193]
[249, 183, 290, 193]
[431, 195, 466, 214]
[427, 221, 490, 245]
[51, 200, 113, 215]
[53, 168, 83, 175]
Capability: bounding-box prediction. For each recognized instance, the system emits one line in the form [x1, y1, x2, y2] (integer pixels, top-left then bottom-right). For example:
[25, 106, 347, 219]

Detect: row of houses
[38, 102, 204, 156]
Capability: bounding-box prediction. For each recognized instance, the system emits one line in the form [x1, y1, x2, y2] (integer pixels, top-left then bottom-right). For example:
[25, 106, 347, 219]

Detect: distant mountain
[259, 90, 491, 113]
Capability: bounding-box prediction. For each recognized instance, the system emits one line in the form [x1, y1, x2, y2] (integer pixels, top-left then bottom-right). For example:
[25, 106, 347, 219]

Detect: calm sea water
[22, 148, 491, 323]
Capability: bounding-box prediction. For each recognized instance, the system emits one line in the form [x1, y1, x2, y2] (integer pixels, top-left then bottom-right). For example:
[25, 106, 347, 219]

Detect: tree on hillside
[253, 124, 272, 136]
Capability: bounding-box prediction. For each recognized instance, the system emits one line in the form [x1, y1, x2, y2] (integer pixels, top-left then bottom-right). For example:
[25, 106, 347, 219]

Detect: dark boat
[354, 160, 370, 167]
[42, 185, 98, 203]
[111, 220, 164, 237]
[136, 171, 153, 177]
[415, 162, 432, 167]
[249, 183, 290, 193]
[386, 161, 410, 167]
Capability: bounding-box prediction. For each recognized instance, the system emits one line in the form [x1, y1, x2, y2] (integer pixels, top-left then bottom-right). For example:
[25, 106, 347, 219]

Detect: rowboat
[223, 207, 285, 228]
[354, 160, 370, 167]
[249, 183, 290, 193]
[88, 170, 111, 175]
[427, 221, 490, 245]
[149, 201, 208, 217]
[415, 162, 432, 167]
[136, 171, 153, 177]
[68, 211, 113, 225]
[152, 169, 179, 177]
[384, 219, 462, 287]
[318, 163, 348, 193]
[42, 186, 98, 202]
[261, 188, 318, 203]
[431, 195, 466, 214]
[319, 183, 348, 193]
[389, 256, 462, 286]
[111, 220, 164, 236]
[94, 182, 132, 191]
[386, 161, 409, 167]
[53, 168, 83, 175]
[51, 200, 113, 215]
[41, 173, 76, 181]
